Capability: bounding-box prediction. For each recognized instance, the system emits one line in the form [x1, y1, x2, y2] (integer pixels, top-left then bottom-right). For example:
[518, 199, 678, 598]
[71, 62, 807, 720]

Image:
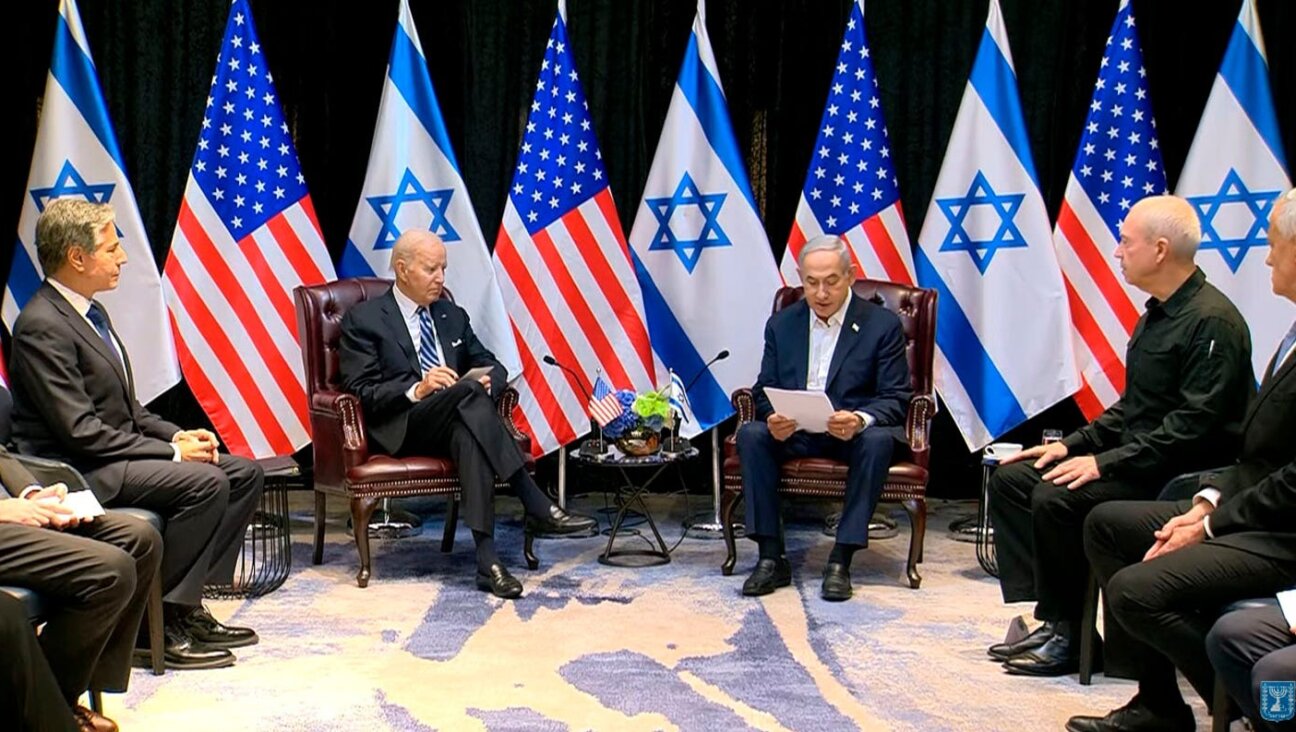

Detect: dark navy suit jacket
[752, 294, 911, 442]
[338, 288, 506, 455]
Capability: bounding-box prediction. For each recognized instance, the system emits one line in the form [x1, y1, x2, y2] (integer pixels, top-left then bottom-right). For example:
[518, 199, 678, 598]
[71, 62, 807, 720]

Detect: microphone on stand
[664, 349, 730, 454]
[542, 354, 607, 456]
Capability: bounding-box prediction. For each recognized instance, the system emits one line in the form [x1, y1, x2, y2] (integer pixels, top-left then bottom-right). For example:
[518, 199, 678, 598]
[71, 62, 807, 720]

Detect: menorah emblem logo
[1261, 681, 1295, 722]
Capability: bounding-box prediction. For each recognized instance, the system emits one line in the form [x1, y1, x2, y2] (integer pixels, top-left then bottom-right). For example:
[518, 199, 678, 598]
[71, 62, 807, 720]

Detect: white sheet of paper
[62, 491, 106, 520]
[764, 388, 835, 433]
[1277, 589, 1296, 628]
[458, 366, 493, 383]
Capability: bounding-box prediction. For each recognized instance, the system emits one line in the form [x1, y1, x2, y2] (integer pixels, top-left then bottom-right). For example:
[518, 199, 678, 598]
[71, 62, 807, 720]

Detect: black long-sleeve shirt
[1061, 268, 1253, 485]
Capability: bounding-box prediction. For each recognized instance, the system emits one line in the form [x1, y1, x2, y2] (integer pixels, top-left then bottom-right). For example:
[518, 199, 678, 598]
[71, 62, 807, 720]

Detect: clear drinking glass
[1042, 429, 1064, 445]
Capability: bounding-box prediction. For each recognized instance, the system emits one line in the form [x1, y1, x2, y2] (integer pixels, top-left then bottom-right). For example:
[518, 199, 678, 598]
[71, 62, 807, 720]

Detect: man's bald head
[1115, 195, 1202, 300]
[1126, 195, 1201, 263]
[391, 230, 448, 306]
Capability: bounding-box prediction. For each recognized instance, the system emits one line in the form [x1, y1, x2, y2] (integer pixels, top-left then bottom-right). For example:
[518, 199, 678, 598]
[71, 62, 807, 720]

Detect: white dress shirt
[48, 278, 182, 461]
[393, 286, 446, 402]
[805, 294, 874, 430]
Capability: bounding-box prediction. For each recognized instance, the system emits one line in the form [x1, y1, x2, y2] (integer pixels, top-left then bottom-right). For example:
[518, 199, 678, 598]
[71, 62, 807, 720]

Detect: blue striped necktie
[417, 306, 440, 373]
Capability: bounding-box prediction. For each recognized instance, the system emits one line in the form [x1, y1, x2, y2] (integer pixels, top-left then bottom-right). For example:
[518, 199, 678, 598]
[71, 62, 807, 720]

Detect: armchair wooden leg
[351, 496, 380, 588]
[720, 488, 740, 576]
[523, 529, 539, 571]
[147, 573, 165, 675]
[902, 498, 926, 589]
[1211, 675, 1231, 732]
[312, 491, 327, 566]
[441, 498, 459, 554]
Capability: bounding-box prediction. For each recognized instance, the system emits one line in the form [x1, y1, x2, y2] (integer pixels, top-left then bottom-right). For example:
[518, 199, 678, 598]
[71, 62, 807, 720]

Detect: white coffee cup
[985, 442, 1023, 460]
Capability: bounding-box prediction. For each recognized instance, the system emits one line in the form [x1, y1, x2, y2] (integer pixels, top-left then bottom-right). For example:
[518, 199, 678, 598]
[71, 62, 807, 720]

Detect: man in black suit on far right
[1068, 189, 1296, 732]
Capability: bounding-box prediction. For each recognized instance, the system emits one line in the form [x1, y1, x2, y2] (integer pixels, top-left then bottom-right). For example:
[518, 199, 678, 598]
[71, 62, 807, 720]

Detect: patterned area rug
[99, 494, 1212, 731]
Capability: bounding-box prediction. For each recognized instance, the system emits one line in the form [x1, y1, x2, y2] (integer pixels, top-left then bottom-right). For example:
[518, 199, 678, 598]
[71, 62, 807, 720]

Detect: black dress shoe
[476, 563, 524, 599]
[135, 625, 235, 670]
[742, 558, 792, 596]
[1002, 632, 1079, 676]
[987, 620, 1055, 661]
[177, 605, 259, 649]
[526, 505, 598, 535]
[820, 562, 853, 602]
[1065, 696, 1195, 732]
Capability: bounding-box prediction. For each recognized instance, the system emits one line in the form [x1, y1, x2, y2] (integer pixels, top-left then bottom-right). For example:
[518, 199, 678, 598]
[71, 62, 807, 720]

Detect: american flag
[1053, 0, 1166, 419]
[588, 375, 623, 429]
[492, 0, 658, 456]
[162, 0, 336, 458]
[781, 0, 915, 286]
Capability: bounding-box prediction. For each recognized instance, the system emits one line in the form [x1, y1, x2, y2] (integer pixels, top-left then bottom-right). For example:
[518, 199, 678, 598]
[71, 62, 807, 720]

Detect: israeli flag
[1175, 0, 1293, 379]
[342, 0, 520, 378]
[3, 0, 179, 403]
[915, 0, 1078, 450]
[666, 369, 691, 424]
[628, 0, 782, 438]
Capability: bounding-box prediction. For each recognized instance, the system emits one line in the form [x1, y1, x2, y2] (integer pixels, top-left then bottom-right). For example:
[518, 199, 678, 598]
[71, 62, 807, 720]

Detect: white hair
[1272, 189, 1296, 241]
[796, 235, 851, 271]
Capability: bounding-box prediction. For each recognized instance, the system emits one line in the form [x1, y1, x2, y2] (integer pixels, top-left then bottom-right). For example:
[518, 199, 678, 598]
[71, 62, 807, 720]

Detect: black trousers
[0, 510, 161, 702]
[1084, 500, 1296, 708]
[397, 380, 527, 536]
[988, 459, 1153, 619]
[0, 593, 77, 732]
[736, 422, 895, 547]
[1207, 605, 1296, 731]
[110, 455, 263, 606]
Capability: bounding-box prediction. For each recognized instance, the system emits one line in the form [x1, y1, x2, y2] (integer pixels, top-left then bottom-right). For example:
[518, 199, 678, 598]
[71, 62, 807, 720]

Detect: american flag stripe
[785, 202, 914, 286]
[172, 196, 310, 393]
[1057, 199, 1141, 332]
[508, 319, 578, 450]
[590, 393, 622, 427]
[165, 259, 298, 456]
[170, 328, 251, 453]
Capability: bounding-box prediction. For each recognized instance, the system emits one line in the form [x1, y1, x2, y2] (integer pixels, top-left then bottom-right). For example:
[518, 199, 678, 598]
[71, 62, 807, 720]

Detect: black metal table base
[599, 467, 672, 567]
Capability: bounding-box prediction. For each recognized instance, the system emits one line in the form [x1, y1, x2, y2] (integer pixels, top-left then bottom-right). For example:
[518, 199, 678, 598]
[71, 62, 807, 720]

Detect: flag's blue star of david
[646, 173, 730, 274]
[1188, 169, 1279, 273]
[366, 168, 460, 250]
[937, 171, 1028, 274]
[30, 160, 115, 212]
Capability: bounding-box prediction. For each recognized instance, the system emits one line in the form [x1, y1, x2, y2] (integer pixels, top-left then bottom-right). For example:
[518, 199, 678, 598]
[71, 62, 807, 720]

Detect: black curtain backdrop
[4, 0, 1294, 498]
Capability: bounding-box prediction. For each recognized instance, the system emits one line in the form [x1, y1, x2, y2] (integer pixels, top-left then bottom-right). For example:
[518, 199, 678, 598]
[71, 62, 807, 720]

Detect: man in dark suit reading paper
[338, 229, 594, 599]
[735, 235, 911, 601]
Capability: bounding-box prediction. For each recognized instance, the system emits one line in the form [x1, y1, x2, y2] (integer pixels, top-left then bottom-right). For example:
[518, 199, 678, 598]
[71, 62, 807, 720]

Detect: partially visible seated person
[1067, 188, 1296, 731]
[1207, 602, 1296, 732]
[0, 440, 161, 732]
[10, 198, 263, 670]
[987, 195, 1253, 678]
[338, 229, 595, 599]
[735, 234, 911, 602]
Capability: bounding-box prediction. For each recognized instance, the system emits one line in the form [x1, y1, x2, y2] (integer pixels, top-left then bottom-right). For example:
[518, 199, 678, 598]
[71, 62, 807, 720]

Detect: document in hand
[41, 491, 107, 521]
[1278, 589, 1296, 629]
[763, 388, 835, 433]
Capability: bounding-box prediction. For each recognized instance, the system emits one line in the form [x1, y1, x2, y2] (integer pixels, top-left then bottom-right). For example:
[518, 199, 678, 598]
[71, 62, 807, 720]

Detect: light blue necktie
[417, 306, 440, 373]
[1274, 320, 1296, 378]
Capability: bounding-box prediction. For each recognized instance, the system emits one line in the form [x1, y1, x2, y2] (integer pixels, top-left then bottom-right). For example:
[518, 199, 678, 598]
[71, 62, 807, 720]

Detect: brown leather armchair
[720, 279, 937, 588]
[293, 277, 537, 588]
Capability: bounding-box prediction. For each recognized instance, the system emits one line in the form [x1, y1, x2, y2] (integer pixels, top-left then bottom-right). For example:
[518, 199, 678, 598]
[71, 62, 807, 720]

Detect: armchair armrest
[730, 388, 756, 425]
[11, 454, 91, 493]
[906, 393, 936, 458]
[309, 390, 370, 487]
[496, 387, 531, 456]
